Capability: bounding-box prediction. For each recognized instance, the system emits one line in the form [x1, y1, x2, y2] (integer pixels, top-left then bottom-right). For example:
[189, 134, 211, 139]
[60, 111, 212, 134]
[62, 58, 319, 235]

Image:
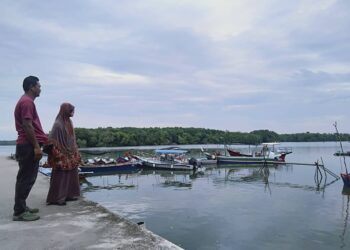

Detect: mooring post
[314, 160, 323, 187]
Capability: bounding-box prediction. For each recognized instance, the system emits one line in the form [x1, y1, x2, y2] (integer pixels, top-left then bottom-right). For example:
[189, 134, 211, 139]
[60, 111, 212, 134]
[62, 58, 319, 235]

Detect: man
[13, 76, 48, 221]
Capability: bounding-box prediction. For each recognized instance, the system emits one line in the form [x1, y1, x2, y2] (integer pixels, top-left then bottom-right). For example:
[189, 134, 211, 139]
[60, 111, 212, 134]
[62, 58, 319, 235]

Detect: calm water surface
[3, 143, 350, 249]
[0, 145, 15, 156]
[81, 142, 350, 249]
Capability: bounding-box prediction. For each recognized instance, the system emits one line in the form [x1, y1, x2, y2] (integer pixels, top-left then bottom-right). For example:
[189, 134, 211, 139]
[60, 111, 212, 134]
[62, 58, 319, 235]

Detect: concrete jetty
[0, 156, 183, 250]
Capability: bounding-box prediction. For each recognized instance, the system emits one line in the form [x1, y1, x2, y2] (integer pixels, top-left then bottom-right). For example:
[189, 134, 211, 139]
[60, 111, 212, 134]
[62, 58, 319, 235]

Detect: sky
[1, 0, 350, 140]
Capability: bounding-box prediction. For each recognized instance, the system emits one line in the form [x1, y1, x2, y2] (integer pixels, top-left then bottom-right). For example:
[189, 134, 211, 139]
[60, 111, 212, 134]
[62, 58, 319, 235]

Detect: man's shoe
[26, 206, 39, 213]
[13, 211, 40, 221]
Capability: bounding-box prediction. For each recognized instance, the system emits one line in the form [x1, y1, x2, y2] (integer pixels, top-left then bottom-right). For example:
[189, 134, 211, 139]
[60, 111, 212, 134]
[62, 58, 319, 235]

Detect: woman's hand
[34, 146, 43, 161]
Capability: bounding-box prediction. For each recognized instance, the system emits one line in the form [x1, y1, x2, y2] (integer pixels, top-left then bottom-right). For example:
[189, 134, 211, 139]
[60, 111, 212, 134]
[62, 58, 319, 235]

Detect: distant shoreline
[0, 141, 15, 146]
[2, 127, 349, 147]
[0, 140, 343, 147]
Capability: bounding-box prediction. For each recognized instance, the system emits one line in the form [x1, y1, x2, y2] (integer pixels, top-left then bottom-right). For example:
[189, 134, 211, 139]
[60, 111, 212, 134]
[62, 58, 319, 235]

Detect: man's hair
[23, 76, 39, 92]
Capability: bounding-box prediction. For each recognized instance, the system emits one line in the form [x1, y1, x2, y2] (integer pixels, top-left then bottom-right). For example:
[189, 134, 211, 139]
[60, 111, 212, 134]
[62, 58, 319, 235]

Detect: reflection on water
[81, 173, 138, 192]
[142, 170, 194, 189]
[341, 186, 350, 249]
[161, 180, 192, 188]
[81, 142, 349, 250]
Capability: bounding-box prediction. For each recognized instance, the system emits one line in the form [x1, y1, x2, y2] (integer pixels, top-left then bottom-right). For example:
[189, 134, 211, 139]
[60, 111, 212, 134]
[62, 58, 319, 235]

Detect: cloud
[222, 104, 257, 111]
[64, 63, 152, 86]
[1, 0, 350, 139]
[290, 69, 350, 86]
[93, 0, 265, 40]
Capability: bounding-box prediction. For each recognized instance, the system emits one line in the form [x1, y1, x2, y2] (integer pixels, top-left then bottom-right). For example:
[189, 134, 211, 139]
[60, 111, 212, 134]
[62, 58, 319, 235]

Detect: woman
[46, 103, 81, 205]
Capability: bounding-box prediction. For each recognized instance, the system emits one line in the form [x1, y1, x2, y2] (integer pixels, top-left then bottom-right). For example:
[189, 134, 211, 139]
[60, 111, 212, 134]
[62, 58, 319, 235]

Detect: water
[0, 145, 15, 156]
[3, 143, 350, 249]
[80, 142, 350, 249]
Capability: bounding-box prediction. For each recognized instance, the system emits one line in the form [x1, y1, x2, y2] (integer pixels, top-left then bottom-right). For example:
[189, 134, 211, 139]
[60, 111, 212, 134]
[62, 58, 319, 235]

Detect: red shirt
[14, 95, 48, 145]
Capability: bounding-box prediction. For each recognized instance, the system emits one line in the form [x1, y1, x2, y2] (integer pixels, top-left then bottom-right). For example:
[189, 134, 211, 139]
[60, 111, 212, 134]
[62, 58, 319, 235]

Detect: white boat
[138, 148, 195, 171]
[218, 143, 292, 165]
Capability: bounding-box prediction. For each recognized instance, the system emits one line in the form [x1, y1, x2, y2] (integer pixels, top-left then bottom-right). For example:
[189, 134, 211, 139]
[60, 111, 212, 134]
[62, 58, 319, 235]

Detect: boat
[226, 149, 252, 157]
[39, 166, 52, 176]
[200, 147, 221, 160]
[334, 151, 350, 157]
[79, 149, 113, 155]
[334, 122, 350, 187]
[227, 143, 292, 160]
[140, 158, 195, 171]
[80, 156, 142, 175]
[39, 166, 94, 178]
[217, 155, 286, 165]
[39, 156, 142, 176]
[138, 147, 195, 171]
[340, 186, 350, 247]
[154, 147, 188, 155]
[79, 161, 141, 174]
[341, 173, 350, 187]
[217, 143, 292, 165]
[190, 157, 217, 166]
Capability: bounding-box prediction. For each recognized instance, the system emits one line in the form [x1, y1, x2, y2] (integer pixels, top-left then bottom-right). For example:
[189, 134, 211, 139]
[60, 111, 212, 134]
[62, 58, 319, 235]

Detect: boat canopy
[155, 149, 187, 155]
[261, 142, 280, 146]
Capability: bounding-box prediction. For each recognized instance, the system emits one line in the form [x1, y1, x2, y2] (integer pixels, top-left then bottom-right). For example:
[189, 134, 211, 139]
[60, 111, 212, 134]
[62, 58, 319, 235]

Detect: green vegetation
[0, 140, 16, 145]
[73, 127, 350, 148]
[2, 128, 348, 147]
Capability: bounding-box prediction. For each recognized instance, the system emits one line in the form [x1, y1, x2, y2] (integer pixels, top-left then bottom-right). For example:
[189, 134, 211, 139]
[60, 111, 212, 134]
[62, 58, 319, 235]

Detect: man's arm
[22, 118, 42, 161]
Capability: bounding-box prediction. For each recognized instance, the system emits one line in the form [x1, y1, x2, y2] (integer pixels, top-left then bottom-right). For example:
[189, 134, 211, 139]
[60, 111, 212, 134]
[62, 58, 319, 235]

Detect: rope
[334, 122, 349, 174]
[321, 157, 340, 180]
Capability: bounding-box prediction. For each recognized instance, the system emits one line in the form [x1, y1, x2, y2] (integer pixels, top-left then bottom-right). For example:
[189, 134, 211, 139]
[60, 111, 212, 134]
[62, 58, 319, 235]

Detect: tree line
[73, 127, 350, 148]
[0, 140, 16, 145]
[1, 128, 348, 147]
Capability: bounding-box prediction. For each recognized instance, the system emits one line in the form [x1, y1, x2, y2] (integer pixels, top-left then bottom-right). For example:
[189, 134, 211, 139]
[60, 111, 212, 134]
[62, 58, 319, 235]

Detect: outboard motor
[189, 157, 202, 171]
[189, 157, 197, 167]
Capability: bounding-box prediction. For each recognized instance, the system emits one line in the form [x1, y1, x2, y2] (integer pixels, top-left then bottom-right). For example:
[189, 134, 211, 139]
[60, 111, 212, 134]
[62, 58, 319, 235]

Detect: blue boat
[39, 162, 142, 177]
[39, 167, 52, 176]
[155, 147, 188, 155]
[38, 167, 99, 177]
[79, 161, 142, 174]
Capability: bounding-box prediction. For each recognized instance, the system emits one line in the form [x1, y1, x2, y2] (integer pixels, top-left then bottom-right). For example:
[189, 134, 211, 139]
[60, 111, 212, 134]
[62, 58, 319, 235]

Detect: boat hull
[341, 173, 350, 187]
[79, 162, 141, 173]
[334, 151, 350, 156]
[227, 149, 252, 157]
[142, 159, 194, 171]
[217, 155, 284, 165]
[195, 158, 217, 166]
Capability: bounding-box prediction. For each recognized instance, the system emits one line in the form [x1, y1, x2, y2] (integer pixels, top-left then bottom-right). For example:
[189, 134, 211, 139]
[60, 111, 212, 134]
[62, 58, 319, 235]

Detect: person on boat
[13, 76, 48, 221]
[46, 103, 81, 205]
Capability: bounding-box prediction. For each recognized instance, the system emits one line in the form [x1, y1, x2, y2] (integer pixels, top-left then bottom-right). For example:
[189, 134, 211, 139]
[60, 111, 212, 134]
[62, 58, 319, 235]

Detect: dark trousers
[14, 144, 40, 216]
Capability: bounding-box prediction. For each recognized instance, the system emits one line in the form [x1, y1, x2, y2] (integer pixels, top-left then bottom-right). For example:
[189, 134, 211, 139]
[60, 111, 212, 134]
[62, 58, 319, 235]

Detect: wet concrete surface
[0, 156, 182, 250]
